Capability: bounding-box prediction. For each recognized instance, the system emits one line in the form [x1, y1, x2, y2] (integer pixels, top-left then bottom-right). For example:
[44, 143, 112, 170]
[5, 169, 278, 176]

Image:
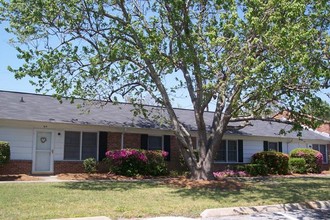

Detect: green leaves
[1, 0, 329, 178]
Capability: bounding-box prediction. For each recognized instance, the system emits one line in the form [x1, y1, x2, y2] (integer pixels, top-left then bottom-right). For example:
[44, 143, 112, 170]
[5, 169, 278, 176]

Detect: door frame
[32, 129, 54, 174]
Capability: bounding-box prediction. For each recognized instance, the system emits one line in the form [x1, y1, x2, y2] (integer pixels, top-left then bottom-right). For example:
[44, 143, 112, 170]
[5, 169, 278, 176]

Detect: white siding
[242, 140, 263, 163]
[286, 140, 307, 154]
[0, 127, 34, 160]
[53, 130, 65, 161]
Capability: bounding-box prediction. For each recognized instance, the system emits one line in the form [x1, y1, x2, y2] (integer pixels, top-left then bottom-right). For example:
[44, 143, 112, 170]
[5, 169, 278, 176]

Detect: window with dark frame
[268, 142, 278, 151]
[264, 141, 282, 152]
[64, 131, 98, 161]
[148, 136, 163, 150]
[140, 134, 171, 161]
[64, 131, 80, 160]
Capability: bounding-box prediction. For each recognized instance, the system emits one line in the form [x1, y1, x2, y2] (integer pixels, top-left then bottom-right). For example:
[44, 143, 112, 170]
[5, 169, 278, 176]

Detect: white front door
[34, 131, 53, 173]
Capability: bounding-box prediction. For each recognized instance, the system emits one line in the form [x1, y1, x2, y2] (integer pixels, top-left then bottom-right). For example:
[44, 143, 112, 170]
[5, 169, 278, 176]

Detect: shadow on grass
[254, 177, 330, 203]
[169, 176, 330, 204]
[54, 176, 330, 205]
[54, 180, 161, 191]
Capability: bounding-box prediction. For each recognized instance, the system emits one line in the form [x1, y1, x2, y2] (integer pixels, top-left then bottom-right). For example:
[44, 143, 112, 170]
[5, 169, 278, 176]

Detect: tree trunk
[190, 162, 214, 180]
[177, 134, 216, 180]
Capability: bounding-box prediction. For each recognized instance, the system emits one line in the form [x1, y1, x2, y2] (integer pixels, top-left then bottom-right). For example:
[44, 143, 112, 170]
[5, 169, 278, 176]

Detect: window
[268, 142, 278, 151]
[141, 134, 171, 161]
[228, 140, 238, 162]
[215, 140, 243, 163]
[264, 141, 282, 152]
[64, 131, 98, 160]
[148, 136, 163, 150]
[82, 132, 98, 160]
[64, 131, 80, 160]
[312, 144, 328, 164]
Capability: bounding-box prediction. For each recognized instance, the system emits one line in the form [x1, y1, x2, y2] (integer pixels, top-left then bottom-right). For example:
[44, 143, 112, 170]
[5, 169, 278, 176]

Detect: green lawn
[0, 177, 329, 219]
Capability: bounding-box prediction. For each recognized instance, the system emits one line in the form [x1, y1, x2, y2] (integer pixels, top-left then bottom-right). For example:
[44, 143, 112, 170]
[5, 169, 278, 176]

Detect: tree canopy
[1, 0, 329, 179]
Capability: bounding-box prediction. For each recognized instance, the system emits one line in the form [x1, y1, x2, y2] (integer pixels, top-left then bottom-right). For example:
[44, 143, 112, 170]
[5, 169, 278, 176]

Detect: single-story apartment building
[0, 90, 329, 175]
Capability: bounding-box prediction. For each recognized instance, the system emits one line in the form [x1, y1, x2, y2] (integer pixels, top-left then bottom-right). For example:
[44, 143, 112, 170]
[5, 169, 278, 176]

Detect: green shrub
[83, 158, 97, 173]
[289, 158, 306, 174]
[144, 150, 168, 176]
[0, 141, 10, 165]
[251, 151, 289, 175]
[290, 148, 323, 173]
[232, 165, 246, 171]
[244, 164, 269, 176]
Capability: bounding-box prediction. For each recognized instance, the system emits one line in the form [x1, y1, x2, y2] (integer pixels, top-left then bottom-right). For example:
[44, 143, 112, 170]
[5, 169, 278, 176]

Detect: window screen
[148, 136, 162, 150]
[227, 140, 237, 162]
[82, 132, 97, 160]
[64, 131, 80, 160]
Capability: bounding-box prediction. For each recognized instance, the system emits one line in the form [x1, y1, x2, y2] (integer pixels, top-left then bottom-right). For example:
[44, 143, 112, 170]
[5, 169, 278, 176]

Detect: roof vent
[20, 97, 25, 103]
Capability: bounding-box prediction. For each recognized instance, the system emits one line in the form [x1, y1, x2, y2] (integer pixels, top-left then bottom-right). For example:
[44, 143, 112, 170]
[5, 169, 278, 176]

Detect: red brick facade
[0, 160, 32, 175]
[123, 133, 141, 149]
[54, 161, 85, 174]
[1, 132, 329, 175]
[107, 132, 122, 150]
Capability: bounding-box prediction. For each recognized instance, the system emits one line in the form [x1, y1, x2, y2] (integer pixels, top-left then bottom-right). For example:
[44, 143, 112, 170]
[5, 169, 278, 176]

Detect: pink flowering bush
[213, 170, 249, 180]
[290, 148, 323, 173]
[106, 149, 147, 176]
[105, 149, 168, 176]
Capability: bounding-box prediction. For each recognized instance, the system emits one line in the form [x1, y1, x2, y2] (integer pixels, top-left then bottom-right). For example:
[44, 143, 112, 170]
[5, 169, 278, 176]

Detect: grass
[0, 177, 329, 219]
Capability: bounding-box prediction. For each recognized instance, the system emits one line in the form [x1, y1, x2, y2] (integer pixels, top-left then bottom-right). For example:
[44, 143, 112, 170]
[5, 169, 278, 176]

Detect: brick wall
[106, 132, 141, 149]
[167, 135, 182, 171]
[0, 160, 32, 175]
[123, 133, 141, 149]
[54, 161, 85, 174]
[0, 160, 87, 175]
[107, 132, 122, 150]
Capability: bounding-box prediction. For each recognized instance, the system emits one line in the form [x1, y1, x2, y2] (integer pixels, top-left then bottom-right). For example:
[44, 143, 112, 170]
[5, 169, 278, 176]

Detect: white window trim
[64, 131, 99, 161]
[214, 140, 239, 163]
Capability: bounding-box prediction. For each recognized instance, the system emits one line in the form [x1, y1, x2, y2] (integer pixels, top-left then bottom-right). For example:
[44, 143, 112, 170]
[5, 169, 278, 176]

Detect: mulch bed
[58, 173, 246, 190]
[0, 174, 41, 181]
[1, 171, 329, 190]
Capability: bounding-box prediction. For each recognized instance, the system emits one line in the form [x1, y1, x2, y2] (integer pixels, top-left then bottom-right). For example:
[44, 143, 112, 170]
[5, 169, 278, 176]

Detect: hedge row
[237, 148, 324, 176]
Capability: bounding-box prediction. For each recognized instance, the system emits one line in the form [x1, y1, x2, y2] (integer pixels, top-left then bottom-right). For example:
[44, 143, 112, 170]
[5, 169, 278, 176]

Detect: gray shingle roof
[0, 90, 329, 141]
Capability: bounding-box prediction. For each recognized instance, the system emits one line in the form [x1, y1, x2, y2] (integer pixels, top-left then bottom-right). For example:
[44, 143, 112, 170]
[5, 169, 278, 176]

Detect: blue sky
[0, 22, 36, 93]
[0, 21, 329, 106]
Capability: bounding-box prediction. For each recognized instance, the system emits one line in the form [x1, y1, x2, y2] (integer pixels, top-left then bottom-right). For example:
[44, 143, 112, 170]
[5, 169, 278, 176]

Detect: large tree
[1, 0, 329, 179]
